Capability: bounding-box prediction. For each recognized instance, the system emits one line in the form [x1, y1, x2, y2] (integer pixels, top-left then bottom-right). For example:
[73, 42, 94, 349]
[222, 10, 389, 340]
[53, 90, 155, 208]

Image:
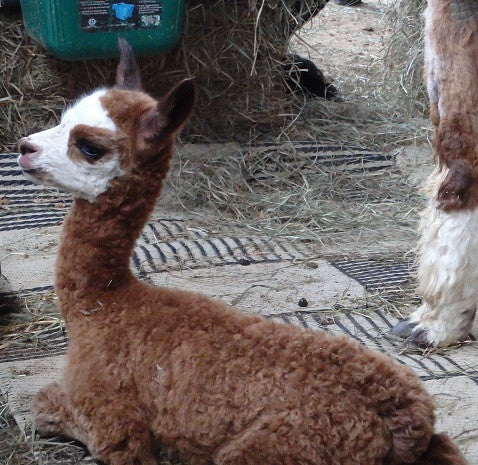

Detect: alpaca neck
[55, 146, 172, 314]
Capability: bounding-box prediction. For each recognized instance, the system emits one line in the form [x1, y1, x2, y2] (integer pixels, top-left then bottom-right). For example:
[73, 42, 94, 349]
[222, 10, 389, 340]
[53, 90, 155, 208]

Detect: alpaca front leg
[32, 382, 88, 442]
[81, 401, 156, 465]
[90, 430, 156, 465]
[393, 196, 478, 347]
[33, 383, 156, 465]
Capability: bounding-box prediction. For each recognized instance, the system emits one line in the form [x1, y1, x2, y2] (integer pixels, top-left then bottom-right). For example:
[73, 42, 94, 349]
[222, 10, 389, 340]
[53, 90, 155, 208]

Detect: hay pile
[383, 0, 427, 115]
[0, 1, 329, 152]
[165, 142, 422, 251]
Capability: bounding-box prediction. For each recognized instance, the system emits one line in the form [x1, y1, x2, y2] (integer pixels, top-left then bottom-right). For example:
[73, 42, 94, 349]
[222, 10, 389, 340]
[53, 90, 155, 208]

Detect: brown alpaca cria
[425, 0, 478, 211]
[18, 40, 468, 465]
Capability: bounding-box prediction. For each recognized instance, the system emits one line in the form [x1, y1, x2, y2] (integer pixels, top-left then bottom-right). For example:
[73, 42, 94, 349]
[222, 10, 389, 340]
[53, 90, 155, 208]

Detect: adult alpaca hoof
[392, 310, 475, 347]
[404, 327, 434, 348]
[392, 320, 433, 347]
[391, 319, 417, 339]
[333, 0, 362, 6]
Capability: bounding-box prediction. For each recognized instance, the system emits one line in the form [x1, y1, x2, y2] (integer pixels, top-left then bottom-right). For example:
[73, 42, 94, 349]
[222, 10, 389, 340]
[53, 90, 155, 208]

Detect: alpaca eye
[76, 138, 106, 160]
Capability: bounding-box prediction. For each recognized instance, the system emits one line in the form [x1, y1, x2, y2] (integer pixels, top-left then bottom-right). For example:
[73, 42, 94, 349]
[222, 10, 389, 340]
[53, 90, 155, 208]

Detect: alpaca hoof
[391, 319, 418, 338]
[398, 307, 476, 347]
[393, 320, 434, 347]
[405, 328, 433, 348]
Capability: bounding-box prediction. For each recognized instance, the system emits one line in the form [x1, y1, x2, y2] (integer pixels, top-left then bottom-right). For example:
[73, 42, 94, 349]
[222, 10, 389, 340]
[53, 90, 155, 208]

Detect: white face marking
[19, 89, 124, 202]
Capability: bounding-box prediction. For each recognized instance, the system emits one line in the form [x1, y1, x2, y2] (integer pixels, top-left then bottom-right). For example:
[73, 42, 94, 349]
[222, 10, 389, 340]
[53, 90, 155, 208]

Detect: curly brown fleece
[29, 42, 468, 465]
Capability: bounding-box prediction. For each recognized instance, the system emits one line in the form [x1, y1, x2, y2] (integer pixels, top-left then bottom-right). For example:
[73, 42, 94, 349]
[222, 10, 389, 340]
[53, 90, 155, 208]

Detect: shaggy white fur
[409, 169, 478, 346]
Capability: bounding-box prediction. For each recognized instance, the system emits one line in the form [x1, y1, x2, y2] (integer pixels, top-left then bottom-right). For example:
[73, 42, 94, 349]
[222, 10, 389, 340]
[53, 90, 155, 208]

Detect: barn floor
[1, 0, 477, 464]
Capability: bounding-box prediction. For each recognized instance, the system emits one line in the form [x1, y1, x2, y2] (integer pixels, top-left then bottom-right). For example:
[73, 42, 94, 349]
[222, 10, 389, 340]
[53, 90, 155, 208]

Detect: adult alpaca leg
[290, 0, 328, 30]
[393, 0, 478, 346]
[394, 171, 478, 346]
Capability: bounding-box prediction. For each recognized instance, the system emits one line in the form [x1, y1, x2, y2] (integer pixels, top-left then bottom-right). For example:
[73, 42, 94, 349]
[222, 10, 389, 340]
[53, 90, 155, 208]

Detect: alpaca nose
[19, 139, 41, 156]
[18, 138, 42, 171]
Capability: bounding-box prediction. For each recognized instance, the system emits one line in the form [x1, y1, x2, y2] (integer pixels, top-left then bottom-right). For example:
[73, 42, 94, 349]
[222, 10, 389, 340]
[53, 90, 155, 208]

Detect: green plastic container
[20, 0, 184, 60]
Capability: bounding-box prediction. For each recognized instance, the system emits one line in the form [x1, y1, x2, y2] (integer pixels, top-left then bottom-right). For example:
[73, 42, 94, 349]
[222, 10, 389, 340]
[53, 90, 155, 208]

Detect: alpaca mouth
[21, 167, 48, 184]
[22, 168, 39, 174]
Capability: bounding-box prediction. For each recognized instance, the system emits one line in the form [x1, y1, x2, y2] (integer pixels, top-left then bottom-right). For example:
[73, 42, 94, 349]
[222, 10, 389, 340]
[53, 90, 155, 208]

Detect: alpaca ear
[139, 79, 195, 143]
[116, 38, 142, 90]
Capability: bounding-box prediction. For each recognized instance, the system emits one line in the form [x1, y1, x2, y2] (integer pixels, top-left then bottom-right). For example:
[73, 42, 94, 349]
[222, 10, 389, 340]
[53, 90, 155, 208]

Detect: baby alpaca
[393, 0, 478, 347]
[19, 40, 467, 465]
